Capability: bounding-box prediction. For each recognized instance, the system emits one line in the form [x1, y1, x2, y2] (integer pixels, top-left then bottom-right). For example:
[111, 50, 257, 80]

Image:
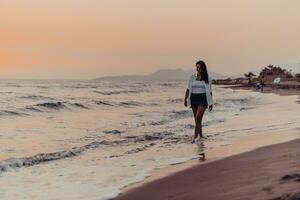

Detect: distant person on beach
[184, 60, 213, 143]
[259, 75, 265, 92]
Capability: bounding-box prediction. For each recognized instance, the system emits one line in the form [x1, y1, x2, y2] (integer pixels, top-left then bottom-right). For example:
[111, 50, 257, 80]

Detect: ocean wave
[19, 95, 55, 101]
[93, 90, 142, 95]
[167, 98, 183, 103]
[0, 110, 25, 117]
[70, 103, 89, 109]
[135, 110, 192, 127]
[25, 107, 43, 112]
[203, 118, 226, 127]
[170, 110, 191, 118]
[118, 101, 143, 107]
[125, 131, 175, 142]
[0, 140, 110, 174]
[27, 101, 89, 111]
[94, 100, 114, 106]
[63, 85, 92, 89]
[36, 102, 67, 110]
[36, 86, 49, 89]
[94, 100, 143, 107]
[108, 132, 193, 159]
[30, 99, 143, 110]
[158, 82, 180, 87]
[0, 92, 13, 94]
[110, 143, 155, 158]
[0, 135, 151, 173]
[217, 97, 257, 106]
[149, 120, 169, 126]
[103, 130, 124, 134]
[5, 84, 23, 88]
[0, 130, 194, 174]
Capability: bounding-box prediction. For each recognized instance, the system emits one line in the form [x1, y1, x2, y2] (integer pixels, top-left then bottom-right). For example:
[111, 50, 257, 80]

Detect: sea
[0, 79, 299, 199]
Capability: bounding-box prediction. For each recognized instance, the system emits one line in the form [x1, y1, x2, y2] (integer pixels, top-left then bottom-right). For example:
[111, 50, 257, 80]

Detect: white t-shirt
[191, 79, 206, 94]
[188, 75, 212, 94]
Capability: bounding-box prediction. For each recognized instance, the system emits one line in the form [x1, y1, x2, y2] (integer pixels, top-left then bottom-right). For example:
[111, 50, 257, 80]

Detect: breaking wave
[93, 90, 142, 95]
[36, 102, 67, 110]
[0, 130, 192, 174]
[22, 102, 90, 113]
[19, 95, 55, 101]
[0, 110, 25, 117]
[0, 141, 109, 173]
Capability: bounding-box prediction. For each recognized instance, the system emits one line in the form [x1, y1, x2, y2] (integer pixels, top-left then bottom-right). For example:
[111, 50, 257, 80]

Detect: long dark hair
[196, 60, 209, 83]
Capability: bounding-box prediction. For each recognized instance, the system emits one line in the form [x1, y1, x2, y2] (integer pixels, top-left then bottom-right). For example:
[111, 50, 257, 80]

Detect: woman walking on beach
[184, 60, 213, 143]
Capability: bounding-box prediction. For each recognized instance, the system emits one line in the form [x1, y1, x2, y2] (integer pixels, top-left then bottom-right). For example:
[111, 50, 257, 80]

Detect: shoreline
[116, 129, 300, 199]
[115, 137, 300, 200]
[219, 83, 300, 97]
[114, 86, 300, 200]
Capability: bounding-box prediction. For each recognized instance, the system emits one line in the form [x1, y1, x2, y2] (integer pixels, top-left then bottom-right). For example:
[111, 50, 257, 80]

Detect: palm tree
[260, 65, 292, 77]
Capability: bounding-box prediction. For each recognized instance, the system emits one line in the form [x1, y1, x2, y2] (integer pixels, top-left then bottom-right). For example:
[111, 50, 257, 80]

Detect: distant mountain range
[95, 64, 299, 81]
[96, 69, 228, 81]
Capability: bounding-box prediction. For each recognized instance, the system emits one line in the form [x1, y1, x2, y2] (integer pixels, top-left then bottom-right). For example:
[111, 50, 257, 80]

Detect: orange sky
[1, 0, 300, 79]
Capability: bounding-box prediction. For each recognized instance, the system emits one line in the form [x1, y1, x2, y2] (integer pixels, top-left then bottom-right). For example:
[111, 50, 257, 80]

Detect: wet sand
[115, 138, 300, 200]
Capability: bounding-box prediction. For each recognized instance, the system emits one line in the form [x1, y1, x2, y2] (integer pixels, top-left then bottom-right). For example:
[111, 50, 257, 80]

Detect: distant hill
[149, 69, 188, 80]
[96, 69, 227, 81]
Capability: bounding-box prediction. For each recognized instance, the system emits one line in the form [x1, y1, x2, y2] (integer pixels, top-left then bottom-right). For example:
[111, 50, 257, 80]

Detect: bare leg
[195, 106, 206, 138]
[192, 107, 198, 141]
[192, 106, 198, 121]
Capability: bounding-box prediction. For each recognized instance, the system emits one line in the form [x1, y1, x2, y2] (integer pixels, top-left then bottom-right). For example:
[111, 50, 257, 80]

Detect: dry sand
[115, 139, 300, 200]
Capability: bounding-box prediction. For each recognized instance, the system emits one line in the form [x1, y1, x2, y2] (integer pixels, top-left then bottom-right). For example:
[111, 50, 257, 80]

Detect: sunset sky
[1, 0, 300, 79]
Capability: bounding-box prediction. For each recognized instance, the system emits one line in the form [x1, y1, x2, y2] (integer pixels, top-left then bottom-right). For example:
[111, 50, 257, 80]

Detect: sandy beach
[114, 87, 300, 200]
[221, 82, 300, 97]
[116, 138, 300, 200]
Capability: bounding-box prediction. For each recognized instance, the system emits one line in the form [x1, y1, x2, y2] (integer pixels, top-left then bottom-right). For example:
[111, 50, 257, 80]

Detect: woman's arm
[209, 77, 213, 111]
[184, 89, 189, 107]
[209, 93, 213, 111]
[184, 75, 193, 107]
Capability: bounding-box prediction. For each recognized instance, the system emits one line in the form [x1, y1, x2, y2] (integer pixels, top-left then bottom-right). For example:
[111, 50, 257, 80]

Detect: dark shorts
[191, 93, 208, 109]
